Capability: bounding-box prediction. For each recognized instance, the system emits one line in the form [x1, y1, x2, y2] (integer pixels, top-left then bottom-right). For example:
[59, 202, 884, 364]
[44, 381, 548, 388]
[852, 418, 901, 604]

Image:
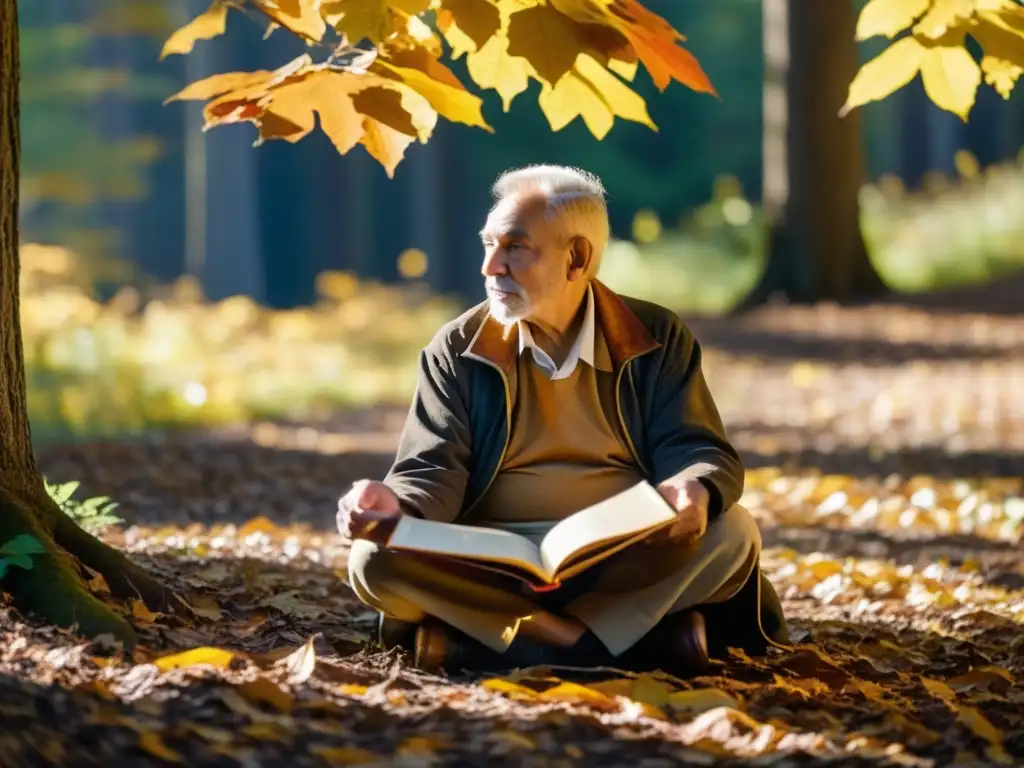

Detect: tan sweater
[471, 333, 644, 524]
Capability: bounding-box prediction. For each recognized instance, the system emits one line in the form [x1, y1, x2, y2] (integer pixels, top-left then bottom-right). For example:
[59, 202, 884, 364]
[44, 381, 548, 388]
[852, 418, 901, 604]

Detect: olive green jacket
[384, 279, 745, 525]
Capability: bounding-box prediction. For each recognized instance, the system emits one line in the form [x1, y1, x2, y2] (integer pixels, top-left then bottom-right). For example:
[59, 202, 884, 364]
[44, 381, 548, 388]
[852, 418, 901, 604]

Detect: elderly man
[338, 165, 788, 674]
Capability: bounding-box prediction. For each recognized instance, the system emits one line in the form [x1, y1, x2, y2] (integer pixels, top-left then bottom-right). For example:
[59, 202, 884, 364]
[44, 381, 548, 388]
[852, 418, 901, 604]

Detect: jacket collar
[462, 279, 660, 373]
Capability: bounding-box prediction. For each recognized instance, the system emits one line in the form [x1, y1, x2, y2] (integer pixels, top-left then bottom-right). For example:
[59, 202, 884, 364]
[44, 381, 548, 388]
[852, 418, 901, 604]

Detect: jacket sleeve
[383, 343, 472, 523]
[643, 318, 745, 521]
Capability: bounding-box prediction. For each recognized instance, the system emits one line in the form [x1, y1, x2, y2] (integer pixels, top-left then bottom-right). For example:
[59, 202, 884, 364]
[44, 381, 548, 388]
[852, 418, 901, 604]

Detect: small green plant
[0, 535, 47, 579]
[44, 478, 124, 534]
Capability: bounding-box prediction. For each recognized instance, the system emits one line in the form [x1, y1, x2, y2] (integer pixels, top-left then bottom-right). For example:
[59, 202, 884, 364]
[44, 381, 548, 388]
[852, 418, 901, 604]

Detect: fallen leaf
[130, 598, 163, 624]
[311, 745, 381, 765]
[236, 678, 293, 712]
[538, 681, 618, 710]
[279, 636, 317, 684]
[154, 646, 238, 672]
[138, 731, 182, 763]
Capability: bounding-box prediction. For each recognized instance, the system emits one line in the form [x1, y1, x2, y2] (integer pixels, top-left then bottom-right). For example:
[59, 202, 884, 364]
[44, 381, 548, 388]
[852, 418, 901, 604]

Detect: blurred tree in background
[19, 0, 172, 266]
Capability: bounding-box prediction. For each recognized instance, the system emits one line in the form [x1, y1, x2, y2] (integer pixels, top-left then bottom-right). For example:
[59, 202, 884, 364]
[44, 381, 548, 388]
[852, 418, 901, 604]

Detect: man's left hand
[649, 477, 709, 546]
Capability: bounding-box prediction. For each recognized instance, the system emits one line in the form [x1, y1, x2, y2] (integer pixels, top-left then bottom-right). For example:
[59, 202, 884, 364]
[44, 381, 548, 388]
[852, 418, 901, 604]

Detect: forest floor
[3, 300, 1023, 767]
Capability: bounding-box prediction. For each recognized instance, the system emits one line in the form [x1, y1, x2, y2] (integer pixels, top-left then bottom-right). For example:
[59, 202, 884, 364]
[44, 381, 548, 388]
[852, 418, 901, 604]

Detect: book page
[386, 516, 549, 579]
[539, 481, 677, 575]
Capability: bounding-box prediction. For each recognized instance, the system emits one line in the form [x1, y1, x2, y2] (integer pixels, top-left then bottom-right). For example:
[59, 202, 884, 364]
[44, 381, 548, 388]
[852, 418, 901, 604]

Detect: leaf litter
[1, 301, 1020, 766]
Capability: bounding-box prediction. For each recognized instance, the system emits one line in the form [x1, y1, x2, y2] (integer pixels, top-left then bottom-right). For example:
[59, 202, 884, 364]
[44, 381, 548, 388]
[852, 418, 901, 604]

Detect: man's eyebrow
[480, 227, 531, 240]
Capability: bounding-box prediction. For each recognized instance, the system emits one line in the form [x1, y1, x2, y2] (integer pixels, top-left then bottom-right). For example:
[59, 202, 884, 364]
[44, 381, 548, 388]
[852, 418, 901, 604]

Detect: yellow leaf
[311, 746, 381, 765]
[538, 681, 618, 709]
[360, 116, 417, 177]
[507, 4, 588, 86]
[279, 636, 317, 684]
[259, 0, 327, 42]
[138, 732, 182, 763]
[981, 55, 1023, 96]
[241, 722, 289, 741]
[166, 71, 275, 104]
[920, 41, 981, 120]
[130, 598, 163, 625]
[467, 32, 533, 111]
[921, 676, 957, 701]
[841, 36, 927, 115]
[856, 0, 930, 39]
[667, 688, 741, 714]
[371, 58, 491, 129]
[438, 0, 502, 54]
[537, 52, 655, 138]
[971, 12, 1024, 98]
[574, 53, 655, 128]
[391, 0, 430, 13]
[324, 0, 393, 44]
[538, 69, 615, 138]
[914, 0, 975, 39]
[480, 678, 539, 699]
[237, 515, 281, 538]
[154, 646, 237, 672]
[160, 1, 227, 60]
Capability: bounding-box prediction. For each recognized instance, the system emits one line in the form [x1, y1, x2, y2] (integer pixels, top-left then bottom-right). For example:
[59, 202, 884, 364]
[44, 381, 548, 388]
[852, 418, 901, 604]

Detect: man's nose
[481, 248, 507, 277]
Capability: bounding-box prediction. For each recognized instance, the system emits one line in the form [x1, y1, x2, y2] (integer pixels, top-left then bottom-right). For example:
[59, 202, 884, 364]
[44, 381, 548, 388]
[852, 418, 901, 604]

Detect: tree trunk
[0, 2, 175, 647]
[739, 0, 887, 308]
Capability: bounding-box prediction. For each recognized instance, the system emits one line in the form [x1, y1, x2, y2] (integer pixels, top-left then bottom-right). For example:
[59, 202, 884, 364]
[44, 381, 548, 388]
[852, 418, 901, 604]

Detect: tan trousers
[346, 504, 761, 656]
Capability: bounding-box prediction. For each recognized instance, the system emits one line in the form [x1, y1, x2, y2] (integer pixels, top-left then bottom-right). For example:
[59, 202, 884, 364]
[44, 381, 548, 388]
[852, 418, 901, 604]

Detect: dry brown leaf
[129, 598, 163, 625]
[311, 745, 381, 765]
[236, 677, 294, 712]
[138, 732, 183, 763]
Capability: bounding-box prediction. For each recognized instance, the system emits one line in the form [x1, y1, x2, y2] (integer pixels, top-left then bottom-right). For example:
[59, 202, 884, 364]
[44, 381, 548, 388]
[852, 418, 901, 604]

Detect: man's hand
[337, 480, 403, 544]
[649, 477, 710, 546]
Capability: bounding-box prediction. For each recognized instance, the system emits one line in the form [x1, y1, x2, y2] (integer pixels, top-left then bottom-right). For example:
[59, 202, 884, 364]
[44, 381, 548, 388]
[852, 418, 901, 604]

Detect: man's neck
[524, 285, 589, 367]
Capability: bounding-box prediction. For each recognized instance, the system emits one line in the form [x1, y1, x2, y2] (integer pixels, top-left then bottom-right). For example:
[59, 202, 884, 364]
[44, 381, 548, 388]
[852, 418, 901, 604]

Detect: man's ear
[567, 236, 592, 280]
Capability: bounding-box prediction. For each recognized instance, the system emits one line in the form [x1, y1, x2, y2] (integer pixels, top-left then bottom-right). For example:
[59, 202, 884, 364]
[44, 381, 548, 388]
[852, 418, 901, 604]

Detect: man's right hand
[336, 480, 403, 544]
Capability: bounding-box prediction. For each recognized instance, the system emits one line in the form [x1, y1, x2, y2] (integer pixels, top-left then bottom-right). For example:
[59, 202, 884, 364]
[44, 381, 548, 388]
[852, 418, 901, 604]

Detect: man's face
[479, 193, 570, 326]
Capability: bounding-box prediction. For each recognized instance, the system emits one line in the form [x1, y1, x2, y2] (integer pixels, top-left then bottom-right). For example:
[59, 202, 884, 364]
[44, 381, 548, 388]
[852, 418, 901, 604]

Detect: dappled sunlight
[21, 244, 457, 445]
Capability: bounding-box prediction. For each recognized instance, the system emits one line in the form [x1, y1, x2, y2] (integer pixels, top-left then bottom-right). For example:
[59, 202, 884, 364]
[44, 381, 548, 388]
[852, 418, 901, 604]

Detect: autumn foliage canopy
[162, 0, 1024, 176]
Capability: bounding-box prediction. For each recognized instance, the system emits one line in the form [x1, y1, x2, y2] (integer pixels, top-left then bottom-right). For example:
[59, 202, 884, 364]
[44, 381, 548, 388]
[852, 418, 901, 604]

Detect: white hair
[491, 164, 610, 276]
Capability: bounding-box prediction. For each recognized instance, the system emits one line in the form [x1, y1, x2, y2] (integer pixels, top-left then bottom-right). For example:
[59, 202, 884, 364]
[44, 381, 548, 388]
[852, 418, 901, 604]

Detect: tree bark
[0, 2, 175, 647]
[739, 0, 887, 309]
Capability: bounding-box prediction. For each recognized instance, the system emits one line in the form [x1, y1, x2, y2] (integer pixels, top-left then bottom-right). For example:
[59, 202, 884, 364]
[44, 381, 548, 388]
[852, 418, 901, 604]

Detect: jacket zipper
[616, 355, 651, 477]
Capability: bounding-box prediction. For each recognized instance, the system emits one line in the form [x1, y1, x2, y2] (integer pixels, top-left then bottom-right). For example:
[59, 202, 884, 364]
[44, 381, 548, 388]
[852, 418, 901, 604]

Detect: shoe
[619, 610, 710, 678]
[414, 620, 502, 672]
[669, 611, 710, 676]
[377, 613, 418, 652]
[414, 621, 580, 673]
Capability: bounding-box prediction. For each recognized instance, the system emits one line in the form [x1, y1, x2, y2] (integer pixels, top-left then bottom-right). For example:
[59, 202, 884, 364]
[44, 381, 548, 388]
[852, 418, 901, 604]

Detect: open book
[383, 481, 677, 590]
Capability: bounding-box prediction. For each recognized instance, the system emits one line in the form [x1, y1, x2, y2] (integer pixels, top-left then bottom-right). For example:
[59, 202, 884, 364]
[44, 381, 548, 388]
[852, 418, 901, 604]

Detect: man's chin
[488, 298, 528, 327]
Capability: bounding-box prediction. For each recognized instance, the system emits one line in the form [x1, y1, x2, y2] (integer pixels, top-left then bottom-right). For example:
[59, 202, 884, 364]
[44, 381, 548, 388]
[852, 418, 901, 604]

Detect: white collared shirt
[518, 284, 597, 380]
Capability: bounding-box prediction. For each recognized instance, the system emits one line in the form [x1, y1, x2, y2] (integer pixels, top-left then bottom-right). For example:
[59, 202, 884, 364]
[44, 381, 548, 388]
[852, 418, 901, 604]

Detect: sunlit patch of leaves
[44, 478, 124, 534]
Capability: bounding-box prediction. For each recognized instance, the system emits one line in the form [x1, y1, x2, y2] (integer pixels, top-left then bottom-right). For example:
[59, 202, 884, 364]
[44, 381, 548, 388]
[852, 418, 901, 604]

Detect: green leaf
[47, 480, 80, 505]
[0, 554, 36, 579]
[0, 534, 47, 557]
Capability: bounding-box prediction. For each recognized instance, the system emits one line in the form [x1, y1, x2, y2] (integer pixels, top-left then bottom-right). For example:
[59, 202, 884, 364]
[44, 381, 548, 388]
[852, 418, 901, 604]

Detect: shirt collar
[518, 283, 598, 380]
